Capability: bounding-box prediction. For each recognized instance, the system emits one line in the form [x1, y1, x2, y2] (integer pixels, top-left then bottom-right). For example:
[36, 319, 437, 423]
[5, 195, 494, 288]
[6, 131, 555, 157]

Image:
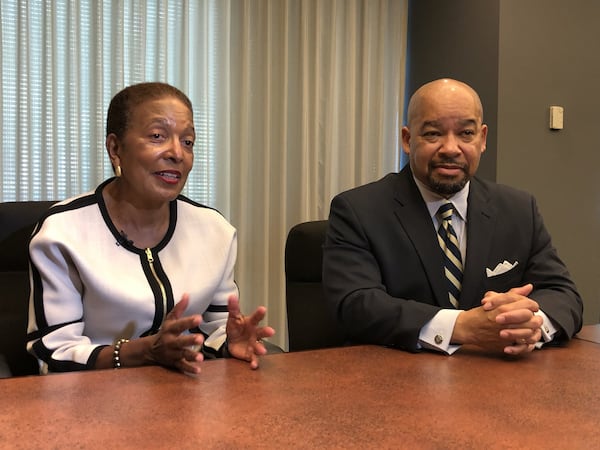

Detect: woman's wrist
[108, 336, 158, 369]
[112, 338, 129, 368]
[221, 338, 230, 358]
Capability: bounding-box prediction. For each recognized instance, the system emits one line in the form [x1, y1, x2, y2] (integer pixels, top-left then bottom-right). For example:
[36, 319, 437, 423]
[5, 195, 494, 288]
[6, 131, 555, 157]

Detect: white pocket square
[486, 260, 518, 277]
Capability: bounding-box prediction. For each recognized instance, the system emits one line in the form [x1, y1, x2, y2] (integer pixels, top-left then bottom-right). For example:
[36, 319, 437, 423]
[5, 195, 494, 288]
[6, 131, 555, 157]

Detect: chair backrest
[0, 201, 56, 376]
[285, 220, 345, 351]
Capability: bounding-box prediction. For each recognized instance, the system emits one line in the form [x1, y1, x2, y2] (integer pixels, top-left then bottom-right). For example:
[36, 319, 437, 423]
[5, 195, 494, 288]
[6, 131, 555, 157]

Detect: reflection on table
[576, 323, 600, 343]
[1, 326, 599, 448]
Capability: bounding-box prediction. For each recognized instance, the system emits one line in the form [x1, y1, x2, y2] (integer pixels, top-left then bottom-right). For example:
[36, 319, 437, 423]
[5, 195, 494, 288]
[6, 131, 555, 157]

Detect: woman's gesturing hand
[225, 295, 276, 369]
[148, 293, 205, 374]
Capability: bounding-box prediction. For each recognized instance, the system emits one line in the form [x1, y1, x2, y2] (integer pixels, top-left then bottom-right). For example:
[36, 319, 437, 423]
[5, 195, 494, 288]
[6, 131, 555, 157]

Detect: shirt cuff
[534, 310, 557, 348]
[204, 324, 227, 351]
[418, 309, 463, 355]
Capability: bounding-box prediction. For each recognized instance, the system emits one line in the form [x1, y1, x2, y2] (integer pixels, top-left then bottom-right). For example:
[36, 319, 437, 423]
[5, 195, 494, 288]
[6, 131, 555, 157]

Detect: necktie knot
[437, 202, 454, 222]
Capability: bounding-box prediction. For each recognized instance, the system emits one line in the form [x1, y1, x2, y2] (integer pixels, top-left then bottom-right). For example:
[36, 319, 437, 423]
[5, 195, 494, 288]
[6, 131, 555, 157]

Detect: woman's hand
[225, 295, 276, 369]
[147, 293, 205, 374]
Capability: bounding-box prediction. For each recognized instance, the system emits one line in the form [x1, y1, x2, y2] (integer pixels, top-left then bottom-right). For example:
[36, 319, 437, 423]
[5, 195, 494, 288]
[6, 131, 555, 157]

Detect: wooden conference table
[1, 327, 599, 449]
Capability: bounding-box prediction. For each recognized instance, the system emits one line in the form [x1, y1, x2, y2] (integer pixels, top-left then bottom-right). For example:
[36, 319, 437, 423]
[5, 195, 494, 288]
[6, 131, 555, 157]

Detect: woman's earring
[115, 165, 122, 177]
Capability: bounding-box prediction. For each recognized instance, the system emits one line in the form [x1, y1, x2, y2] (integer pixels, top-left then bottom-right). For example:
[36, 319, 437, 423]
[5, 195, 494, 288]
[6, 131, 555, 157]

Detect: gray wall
[408, 0, 599, 324]
[497, 0, 600, 323]
[406, 0, 499, 181]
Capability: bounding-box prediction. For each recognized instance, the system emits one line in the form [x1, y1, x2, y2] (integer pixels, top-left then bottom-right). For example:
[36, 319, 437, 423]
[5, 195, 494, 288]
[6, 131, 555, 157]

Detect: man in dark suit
[323, 78, 583, 356]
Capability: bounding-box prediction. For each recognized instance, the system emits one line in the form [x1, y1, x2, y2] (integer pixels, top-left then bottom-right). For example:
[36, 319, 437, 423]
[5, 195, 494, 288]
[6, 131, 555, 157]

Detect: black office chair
[285, 220, 346, 351]
[0, 201, 56, 376]
[0, 200, 283, 375]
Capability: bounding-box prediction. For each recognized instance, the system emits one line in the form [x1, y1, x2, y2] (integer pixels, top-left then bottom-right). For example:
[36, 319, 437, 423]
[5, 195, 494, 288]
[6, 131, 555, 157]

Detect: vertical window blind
[0, 0, 217, 204]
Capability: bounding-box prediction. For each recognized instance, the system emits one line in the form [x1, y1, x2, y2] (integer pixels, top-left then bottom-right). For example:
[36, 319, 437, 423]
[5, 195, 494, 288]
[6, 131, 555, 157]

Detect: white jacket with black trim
[26, 179, 237, 372]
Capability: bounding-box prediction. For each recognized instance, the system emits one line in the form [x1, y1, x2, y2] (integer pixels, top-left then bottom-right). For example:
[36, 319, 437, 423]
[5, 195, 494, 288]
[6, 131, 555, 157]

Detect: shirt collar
[413, 176, 469, 222]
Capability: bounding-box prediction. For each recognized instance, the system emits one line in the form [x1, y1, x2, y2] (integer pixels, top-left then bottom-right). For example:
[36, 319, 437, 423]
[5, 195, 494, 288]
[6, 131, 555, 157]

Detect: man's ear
[401, 126, 411, 156]
[480, 123, 488, 153]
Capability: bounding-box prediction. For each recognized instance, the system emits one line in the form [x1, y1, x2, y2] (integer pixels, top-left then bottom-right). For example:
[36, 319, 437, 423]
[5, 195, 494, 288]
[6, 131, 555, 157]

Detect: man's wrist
[451, 310, 469, 344]
[419, 309, 463, 354]
[535, 310, 557, 343]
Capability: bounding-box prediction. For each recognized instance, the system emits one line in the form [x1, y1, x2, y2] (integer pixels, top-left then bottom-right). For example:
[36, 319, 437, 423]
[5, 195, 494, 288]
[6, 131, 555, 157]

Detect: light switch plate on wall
[549, 105, 564, 130]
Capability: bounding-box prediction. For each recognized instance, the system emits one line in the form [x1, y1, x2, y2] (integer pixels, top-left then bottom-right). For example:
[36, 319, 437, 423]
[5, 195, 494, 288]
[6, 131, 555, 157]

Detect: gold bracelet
[113, 338, 129, 369]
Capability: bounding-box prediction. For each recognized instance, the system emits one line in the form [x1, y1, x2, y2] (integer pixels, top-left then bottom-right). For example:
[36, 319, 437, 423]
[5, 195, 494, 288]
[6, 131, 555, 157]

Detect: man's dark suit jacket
[323, 166, 583, 351]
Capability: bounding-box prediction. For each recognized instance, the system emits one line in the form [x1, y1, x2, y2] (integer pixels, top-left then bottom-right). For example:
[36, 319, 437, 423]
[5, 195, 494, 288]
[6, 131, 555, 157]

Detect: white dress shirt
[412, 177, 557, 354]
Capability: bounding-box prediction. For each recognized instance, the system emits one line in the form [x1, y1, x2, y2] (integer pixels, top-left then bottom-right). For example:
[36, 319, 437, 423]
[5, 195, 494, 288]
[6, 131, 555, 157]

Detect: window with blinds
[0, 0, 217, 205]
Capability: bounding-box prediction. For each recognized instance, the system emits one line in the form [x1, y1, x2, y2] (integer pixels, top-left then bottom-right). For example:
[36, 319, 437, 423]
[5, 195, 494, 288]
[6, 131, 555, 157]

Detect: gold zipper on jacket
[145, 248, 167, 323]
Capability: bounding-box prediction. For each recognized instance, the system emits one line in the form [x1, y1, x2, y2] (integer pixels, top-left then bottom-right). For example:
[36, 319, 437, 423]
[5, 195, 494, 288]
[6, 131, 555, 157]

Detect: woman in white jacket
[27, 82, 274, 374]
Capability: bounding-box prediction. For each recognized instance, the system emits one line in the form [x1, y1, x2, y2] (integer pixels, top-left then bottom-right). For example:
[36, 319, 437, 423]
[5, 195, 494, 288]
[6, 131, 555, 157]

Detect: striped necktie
[437, 202, 463, 308]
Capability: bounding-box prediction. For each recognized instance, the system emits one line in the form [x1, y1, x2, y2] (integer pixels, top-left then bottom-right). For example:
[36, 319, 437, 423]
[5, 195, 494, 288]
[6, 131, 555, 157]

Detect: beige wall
[408, 0, 599, 323]
[497, 0, 600, 323]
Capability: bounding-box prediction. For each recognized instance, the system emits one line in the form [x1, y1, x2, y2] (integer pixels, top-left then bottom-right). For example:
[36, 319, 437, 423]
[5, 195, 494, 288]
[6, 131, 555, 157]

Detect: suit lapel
[392, 169, 454, 308]
[460, 178, 496, 309]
